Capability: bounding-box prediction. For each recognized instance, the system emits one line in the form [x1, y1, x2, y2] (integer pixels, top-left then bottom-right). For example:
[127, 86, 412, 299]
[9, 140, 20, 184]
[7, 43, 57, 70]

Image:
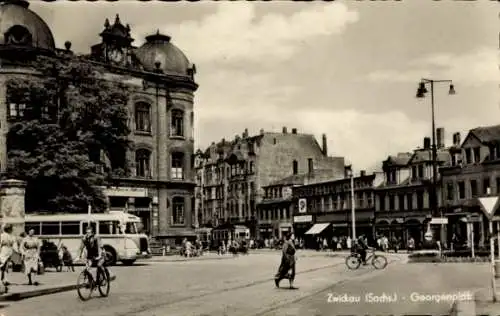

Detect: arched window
[136, 149, 151, 178]
[171, 109, 184, 137]
[171, 152, 184, 180]
[172, 197, 185, 225]
[135, 102, 151, 132]
[4, 25, 32, 46]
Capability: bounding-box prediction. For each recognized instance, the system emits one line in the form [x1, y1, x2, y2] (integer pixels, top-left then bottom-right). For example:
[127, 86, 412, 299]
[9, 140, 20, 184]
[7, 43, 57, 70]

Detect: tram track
[116, 260, 347, 316]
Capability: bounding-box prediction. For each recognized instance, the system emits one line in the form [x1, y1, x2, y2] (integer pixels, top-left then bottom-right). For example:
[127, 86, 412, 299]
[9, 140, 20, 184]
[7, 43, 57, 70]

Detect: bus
[14, 211, 151, 266]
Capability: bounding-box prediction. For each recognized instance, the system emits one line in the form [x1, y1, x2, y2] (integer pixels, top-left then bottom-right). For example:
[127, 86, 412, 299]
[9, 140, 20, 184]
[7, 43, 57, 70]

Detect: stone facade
[0, 179, 26, 236]
[195, 127, 345, 237]
[0, 2, 197, 242]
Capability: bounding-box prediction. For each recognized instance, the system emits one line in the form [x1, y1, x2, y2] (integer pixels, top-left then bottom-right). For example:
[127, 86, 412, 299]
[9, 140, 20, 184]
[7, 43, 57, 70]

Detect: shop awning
[305, 223, 330, 235]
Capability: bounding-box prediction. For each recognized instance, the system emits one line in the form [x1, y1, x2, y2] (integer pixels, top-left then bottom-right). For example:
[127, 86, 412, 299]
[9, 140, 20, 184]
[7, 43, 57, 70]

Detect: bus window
[124, 222, 137, 234]
[99, 221, 120, 235]
[25, 222, 41, 235]
[61, 221, 80, 235]
[81, 222, 97, 234]
[41, 222, 60, 235]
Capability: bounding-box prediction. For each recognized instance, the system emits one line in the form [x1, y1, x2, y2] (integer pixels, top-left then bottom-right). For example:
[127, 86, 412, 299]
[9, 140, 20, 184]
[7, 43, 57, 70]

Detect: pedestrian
[322, 238, 328, 251]
[274, 232, 297, 289]
[346, 236, 352, 250]
[0, 224, 17, 285]
[21, 229, 41, 285]
[407, 237, 415, 253]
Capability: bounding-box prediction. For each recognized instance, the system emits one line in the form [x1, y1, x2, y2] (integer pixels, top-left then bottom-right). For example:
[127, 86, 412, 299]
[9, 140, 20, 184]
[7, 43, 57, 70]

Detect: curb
[0, 275, 116, 302]
[148, 256, 237, 263]
[449, 299, 476, 316]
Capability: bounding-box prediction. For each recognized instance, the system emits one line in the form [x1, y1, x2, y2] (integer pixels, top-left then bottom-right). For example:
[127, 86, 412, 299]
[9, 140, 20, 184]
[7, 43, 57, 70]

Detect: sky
[30, 0, 498, 173]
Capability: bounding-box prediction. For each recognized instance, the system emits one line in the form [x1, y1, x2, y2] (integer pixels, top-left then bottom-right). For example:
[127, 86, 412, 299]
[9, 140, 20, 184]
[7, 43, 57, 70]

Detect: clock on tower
[108, 47, 124, 64]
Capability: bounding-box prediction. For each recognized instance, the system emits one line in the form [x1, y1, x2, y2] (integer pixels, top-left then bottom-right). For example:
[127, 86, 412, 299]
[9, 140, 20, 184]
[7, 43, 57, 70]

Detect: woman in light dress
[21, 229, 41, 285]
[0, 224, 18, 285]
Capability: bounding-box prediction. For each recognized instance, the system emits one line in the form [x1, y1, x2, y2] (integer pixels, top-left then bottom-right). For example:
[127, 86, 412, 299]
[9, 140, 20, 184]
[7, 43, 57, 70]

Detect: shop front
[103, 185, 156, 236]
[258, 223, 274, 241]
[292, 214, 313, 243]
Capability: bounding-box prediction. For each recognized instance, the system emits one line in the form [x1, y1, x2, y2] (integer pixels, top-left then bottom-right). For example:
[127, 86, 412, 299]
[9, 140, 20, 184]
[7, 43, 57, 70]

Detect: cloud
[141, 3, 359, 65]
[366, 47, 499, 86]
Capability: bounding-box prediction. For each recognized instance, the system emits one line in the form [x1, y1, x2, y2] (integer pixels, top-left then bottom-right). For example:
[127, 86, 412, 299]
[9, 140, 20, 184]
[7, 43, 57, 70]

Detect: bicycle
[76, 258, 110, 301]
[345, 248, 388, 270]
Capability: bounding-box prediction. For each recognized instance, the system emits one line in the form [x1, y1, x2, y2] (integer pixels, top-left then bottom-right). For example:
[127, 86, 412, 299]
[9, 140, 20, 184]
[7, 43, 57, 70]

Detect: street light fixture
[415, 78, 456, 244]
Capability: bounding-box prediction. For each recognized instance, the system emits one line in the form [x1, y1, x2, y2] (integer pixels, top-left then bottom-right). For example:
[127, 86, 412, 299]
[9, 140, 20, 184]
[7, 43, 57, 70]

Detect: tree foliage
[5, 55, 132, 213]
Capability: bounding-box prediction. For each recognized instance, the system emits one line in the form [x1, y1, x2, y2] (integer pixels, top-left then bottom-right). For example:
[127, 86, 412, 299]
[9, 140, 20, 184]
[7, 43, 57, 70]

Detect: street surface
[0, 251, 489, 316]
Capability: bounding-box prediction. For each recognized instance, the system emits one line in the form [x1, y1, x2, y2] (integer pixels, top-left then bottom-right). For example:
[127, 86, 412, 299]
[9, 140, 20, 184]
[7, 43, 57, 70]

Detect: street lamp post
[346, 165, 356, 240]
[416, 79, 455, 244]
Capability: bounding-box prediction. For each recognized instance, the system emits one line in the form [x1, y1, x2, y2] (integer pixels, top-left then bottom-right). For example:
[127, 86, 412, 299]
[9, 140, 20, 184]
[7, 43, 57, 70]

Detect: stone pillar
[125, 197, 135, 213]
[151, 196, 159, 237]
[0, 179, 27, 237]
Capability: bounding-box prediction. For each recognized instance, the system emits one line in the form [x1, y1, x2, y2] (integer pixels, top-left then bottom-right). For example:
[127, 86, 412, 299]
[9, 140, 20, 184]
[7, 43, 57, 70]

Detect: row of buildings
[195, 125, 500, 248]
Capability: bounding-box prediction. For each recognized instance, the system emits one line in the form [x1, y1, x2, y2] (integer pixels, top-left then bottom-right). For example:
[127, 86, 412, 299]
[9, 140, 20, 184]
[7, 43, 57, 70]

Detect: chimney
[242, 128, 248, 138]
[423, 137, 431, 150]
[360, 170, 366, 177]
[322, 134, 328, 155]
[282, 127, 287, 134]
[260, 129, 264, 135]
[453, 132, 461, 146]
[221, 138, 225, 144]
[291, 128, 297, 134]
[308, 158, 313, 174]
[436, 127, 445, 149]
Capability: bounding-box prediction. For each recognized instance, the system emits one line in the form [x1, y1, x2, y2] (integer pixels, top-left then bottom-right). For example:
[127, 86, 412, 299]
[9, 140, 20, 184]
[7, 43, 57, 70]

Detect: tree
[5, 55, 132, 213]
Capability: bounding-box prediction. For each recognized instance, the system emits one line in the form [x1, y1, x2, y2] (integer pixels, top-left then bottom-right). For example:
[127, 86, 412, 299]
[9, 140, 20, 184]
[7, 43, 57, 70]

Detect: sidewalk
[473, 286, 500, 315]
[0, 270, 116, 302]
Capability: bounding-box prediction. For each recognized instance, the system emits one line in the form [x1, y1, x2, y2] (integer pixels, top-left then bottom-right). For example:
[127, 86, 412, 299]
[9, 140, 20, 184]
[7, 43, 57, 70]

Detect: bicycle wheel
[77, 270, 93, 301]
[372, 255, 388, 269]
[345, 255, 361, 270]
[98, 267, 110, 297]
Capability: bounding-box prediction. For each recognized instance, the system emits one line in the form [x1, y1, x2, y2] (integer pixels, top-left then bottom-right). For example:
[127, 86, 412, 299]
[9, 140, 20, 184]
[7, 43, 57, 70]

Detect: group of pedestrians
[0, 224, 41, 287]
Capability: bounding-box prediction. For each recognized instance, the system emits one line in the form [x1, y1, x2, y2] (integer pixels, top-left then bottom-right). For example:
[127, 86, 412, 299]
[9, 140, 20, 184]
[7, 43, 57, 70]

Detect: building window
[416, 191, 424, 210]
[411, 166, 417, 180]
[172, 197, 185, 225]
[379, 194, 386, 211]
[292, 160, 298, 175]
[171, 109, 184, 137]
[407, 194, 413, 210]
[171, 152, 184, 180]
[4, 25, 33, 46]
[388, 195, 395, 210]
[7, 100, 26, 119]
[473, 147, 481, 163]
[446, 182, 454, 201]
[135, 102, 151, 132]
[458, 181, 465, 199]
[398, 194, 405, 210]
[418, 165, 424, 178]
[470, 180, 478, 198]
[249, 161, 255, 173]
[135, 149, 151, 178]
[465, 148, 472, 164]
[483, 178, 491, 195]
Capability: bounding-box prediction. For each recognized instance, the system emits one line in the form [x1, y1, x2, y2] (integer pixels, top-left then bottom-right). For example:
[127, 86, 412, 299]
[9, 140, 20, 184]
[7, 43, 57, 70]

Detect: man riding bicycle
[352, 235, 369, 265]
[78, 224, 107, 283]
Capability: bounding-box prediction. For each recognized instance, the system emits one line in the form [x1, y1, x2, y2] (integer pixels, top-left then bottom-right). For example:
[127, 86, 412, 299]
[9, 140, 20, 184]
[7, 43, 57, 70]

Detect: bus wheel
[121, 260, 135, 266]
[103, 246, 117, 266]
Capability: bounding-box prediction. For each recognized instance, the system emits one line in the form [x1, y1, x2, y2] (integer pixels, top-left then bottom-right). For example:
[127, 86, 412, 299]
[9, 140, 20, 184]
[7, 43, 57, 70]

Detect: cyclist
[78, 224, 107, 284]
[353, 235, 369, 265]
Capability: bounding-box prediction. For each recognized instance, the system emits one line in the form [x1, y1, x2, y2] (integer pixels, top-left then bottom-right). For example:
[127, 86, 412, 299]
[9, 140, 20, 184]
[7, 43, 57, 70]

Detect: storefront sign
[294, 215, 312, 223]
[430, 218, 448, 225]
[103, 186, 148, 198]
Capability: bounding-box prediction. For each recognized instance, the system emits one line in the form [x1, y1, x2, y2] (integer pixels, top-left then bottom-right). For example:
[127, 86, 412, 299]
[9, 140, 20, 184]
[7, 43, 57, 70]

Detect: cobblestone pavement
[2, 252, 407, 316]
[262, 263, 491, 316]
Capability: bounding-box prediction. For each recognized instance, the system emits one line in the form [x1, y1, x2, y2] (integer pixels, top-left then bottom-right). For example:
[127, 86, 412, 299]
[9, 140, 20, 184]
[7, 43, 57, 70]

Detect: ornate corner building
[0, 0, 198, 242]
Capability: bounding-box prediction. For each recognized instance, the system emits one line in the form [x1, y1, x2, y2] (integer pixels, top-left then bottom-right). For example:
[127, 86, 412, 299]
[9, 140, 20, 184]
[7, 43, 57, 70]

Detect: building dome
[134, 31, 191, 76]
[0, 0, 56, 52]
